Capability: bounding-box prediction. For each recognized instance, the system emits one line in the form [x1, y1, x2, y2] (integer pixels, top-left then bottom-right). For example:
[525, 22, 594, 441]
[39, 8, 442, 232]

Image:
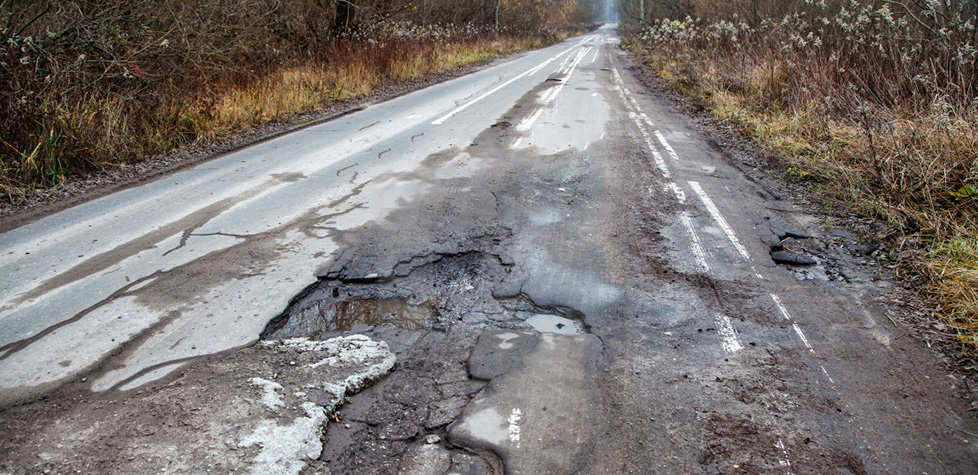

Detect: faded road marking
[771, 293, 820, 357]
[689, 181, 751, 261]
[508, 408, 523, 448]
[775, 438, 794, 473]
[680, 212, 710, 272]
[714, 314, 744, 353]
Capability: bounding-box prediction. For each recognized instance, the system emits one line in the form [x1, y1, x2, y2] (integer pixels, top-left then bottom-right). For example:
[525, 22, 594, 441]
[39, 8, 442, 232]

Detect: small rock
[425, 434, 441, 444]
[771, 250, 816, 266]
[345, 424, 351, 429]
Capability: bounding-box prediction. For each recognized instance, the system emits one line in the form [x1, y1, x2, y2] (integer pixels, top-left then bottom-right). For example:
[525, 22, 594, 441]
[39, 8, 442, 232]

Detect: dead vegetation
[0, 0, 598, 197]
[622, 0, 978, 353]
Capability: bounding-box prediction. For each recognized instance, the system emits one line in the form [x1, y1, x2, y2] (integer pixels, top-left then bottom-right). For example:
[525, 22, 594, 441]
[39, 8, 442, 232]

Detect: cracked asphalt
[2, 24, 977, 474]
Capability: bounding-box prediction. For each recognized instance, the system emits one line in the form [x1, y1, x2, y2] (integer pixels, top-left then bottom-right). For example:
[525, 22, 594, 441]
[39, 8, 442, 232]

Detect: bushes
[625, 0, 978, 351]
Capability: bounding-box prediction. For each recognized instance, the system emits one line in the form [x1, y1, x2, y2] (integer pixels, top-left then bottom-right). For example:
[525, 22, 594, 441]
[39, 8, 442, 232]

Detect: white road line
[589, 46, 600, 64]
[654, 130, 680, 162]
[688, 181, 751, 260]
[517, 108, 544, 131]
[680, 213, 710, 272]
[542, 48, 589, 104]
[770, 293, 792, 322]
[610, 71, 671, 179]
[434, 47, 575, 124]
[792, 323, 815, 353]
[508, 408, 523, 448]
[714, 314, 743, 353]
[820, 365, 835, 383]
[771, 293, 819, 355]
[668, 183, 686, 204]
[775, 439, 794, 473]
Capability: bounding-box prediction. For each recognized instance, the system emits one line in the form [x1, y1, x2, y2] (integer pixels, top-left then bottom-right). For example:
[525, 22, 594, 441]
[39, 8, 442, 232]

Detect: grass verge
[626, 11, 978, 353]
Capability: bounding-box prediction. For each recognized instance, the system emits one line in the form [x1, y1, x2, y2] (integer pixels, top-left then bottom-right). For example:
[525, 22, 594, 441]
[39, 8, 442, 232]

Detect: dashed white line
[508, 408, 523, 448]
[654, 130, 680, 162]
[542, 48, 589, 104]
[680, 213, 710, 272]
[689, 181, 751, 260]
[714, 314, 744, 353]
[820, 365, 835, 383]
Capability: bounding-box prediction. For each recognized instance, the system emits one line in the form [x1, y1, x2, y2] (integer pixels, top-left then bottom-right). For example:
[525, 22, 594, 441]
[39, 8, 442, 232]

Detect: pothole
[261, 251, 591, 340]
[525, 314, 583, 335]
[266, 295, 440, 339]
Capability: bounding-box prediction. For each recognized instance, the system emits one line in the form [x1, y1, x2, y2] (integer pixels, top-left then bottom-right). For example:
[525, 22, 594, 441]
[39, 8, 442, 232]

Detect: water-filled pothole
[264, 294, 439, 339]
[525, 314, 584, 335]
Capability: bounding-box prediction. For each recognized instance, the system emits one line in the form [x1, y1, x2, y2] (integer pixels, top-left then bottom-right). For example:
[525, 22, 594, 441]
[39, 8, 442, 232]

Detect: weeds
[626, 0, 978, 352]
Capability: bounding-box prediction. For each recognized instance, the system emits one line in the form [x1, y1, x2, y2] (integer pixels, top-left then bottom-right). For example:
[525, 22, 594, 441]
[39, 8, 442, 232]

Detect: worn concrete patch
[449, 332, 603, 473]
[0, 335, 395, 474]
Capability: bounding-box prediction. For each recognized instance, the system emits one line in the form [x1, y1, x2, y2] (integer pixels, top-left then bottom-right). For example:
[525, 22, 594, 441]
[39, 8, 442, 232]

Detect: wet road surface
[2, 24, 977, 473]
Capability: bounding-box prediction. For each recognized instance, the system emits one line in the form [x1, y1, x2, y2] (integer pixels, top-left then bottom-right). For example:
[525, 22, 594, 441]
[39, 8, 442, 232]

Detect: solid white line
[770, 293, 792, 321]
[511, 137, 524, 148]
[584, 140, 590, 150]
[792, 323, 815, 353]
[715, 314, 744, 353]
[589, 46, 600, 64]
[689, 181, 751, 260]
[680, 213, 710, 272]
[432, 70, 532, 125]
[771, 293, 817, 354]
[434, 47, 575, 124]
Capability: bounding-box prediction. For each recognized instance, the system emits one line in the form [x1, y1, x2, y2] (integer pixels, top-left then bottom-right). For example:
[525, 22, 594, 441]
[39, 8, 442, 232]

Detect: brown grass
[1, 0, 591, 199]
[626, 1, 978, 352]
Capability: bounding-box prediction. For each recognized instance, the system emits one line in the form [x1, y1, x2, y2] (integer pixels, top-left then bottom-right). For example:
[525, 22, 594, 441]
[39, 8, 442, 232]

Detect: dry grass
[1, 0, 591, 198]
[627, 1, 978, 352]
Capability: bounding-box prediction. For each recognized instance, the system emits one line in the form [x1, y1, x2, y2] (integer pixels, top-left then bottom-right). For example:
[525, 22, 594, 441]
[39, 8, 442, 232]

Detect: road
[2, 25, 977, 473]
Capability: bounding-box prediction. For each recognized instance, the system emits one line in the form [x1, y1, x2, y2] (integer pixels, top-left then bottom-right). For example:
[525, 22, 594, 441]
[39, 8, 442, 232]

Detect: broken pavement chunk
[771, 250, 817, 266]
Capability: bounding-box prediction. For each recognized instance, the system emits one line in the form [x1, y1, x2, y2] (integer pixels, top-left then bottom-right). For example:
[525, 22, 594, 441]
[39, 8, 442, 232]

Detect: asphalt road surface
[2, 25, 977, 473]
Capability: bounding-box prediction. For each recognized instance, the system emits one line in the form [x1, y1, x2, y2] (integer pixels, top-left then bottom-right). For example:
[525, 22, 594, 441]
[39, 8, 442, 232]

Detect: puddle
[330, 297, 438, 331]
[525, 314, 583, 335]
[265, 295, 439, 338]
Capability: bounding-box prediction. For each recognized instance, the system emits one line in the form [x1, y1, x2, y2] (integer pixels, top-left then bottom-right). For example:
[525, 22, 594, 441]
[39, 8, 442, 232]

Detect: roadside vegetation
[621, 0, 978, 353]
[0, 0, 598, 197]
